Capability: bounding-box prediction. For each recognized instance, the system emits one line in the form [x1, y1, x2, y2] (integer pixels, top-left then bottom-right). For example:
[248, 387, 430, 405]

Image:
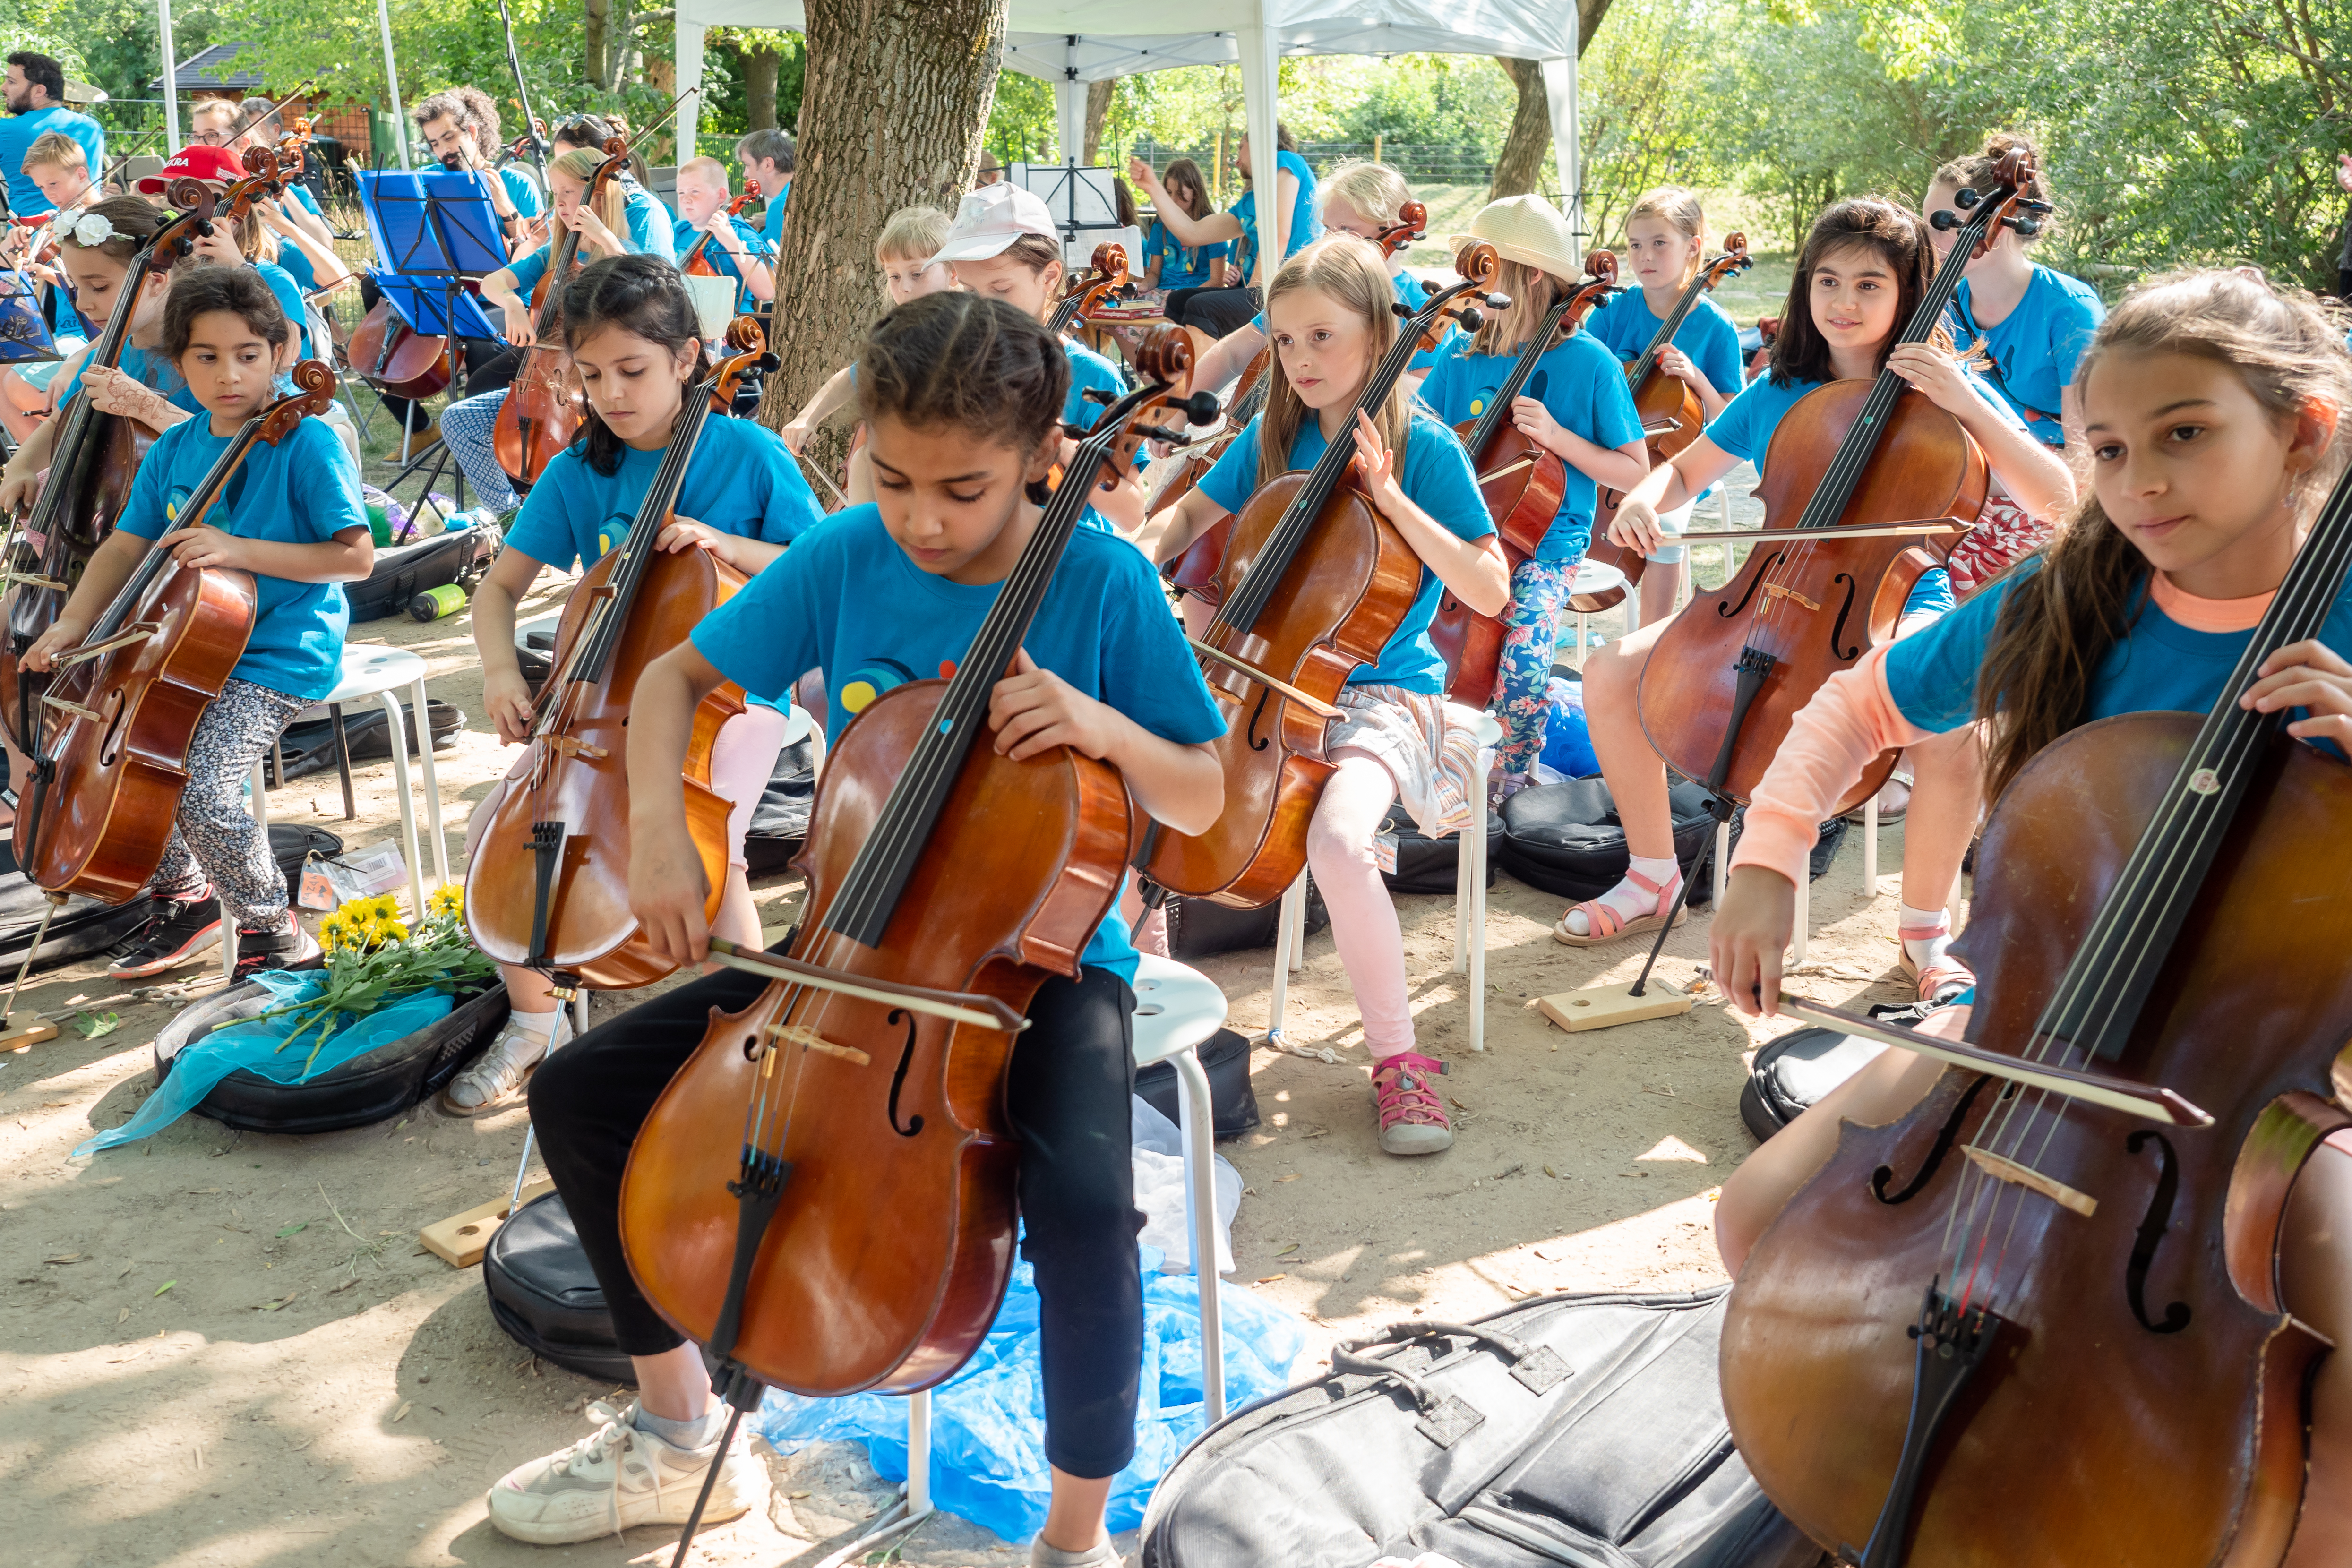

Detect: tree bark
[743, 40, 780, 132]
[1082, 77, 1114, 165]
[584, 0, 611, 94]
[756, 0, 1008, 447]
[1489, 0, 1614, 201]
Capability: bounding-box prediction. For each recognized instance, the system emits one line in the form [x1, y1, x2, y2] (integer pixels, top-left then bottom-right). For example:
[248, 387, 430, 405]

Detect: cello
[1719, 438, 2352, 1568]
[1135, 246, 1504, 910]
[0, 174, 232, 755]
[1425, 248, 1621, 708]
[680, 180, 759, 283]
[1586, 234, 1754, 594]
[1158, 202, 1429, 589]
[613, 337, 1205, 1517]
[492, 135, 630, 495]
[1634, 153, 2043, 822]
[464, 319, 776, 992]
[12, 363, 337, 902]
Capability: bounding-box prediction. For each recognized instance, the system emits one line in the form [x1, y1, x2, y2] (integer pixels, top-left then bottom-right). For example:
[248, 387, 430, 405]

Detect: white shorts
[1646, 499, 1696, 566]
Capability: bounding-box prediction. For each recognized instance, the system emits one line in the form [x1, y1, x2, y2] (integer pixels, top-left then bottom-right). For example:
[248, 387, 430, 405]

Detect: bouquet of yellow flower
[262, 884, 496, 1072]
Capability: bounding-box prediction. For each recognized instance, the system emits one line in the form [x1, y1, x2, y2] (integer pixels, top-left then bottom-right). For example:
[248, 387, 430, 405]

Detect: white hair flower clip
[69, 212, 118, 248]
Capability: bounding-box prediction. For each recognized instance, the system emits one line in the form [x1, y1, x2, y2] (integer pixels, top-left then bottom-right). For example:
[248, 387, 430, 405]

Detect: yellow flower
[429, 884, 464, 917]
[367, 895, 400, 921]
[378, 919, 410, 944]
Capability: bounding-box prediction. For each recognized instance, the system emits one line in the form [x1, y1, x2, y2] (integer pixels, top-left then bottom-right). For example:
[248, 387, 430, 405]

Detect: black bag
[1499, 779, 1848, 905]
[345, 525, 500, 622]
[483, 1192, 637, 1385]
[151, 979, 507, 1135]
[1141, 1288, 1821, 1568]
[1134, 1027, 1260, 1139]
[1163, 879, 1330, 960]
[1380, 805, 1506, 895]
[272, 700, 464, 782]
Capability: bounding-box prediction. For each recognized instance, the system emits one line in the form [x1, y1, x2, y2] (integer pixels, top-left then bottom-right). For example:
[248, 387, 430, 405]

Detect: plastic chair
[1265, 710, 1503, 1052]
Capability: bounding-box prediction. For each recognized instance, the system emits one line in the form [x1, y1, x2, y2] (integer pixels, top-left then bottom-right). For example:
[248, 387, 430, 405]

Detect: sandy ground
[0, 472, 1938, 1567]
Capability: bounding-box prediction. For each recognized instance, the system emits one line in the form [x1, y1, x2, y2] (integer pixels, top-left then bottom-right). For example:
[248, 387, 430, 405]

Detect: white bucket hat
[1459, 195, 1582, 283]
[932, 182, 1061, 264]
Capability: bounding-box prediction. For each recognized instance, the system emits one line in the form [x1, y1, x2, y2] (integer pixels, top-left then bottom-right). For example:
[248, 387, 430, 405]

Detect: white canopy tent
[673, 1, 1582, 281]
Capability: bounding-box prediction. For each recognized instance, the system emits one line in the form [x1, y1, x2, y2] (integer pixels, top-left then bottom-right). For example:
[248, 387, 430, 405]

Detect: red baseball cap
[136, 143, 250, 195]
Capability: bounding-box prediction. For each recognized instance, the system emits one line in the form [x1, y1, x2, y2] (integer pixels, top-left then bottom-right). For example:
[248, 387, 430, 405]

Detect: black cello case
[1140, 1288, 1823, 1568]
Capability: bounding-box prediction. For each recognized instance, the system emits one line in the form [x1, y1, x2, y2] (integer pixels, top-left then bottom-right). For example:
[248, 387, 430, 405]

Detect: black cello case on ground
[1140, 1288, 1823, 1568]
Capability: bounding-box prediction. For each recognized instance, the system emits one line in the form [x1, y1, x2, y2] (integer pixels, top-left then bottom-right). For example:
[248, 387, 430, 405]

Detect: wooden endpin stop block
[0, 1014, 60, 1054]
[419, 1174, 557, 1268]
[1535, 980, 1695, 1033]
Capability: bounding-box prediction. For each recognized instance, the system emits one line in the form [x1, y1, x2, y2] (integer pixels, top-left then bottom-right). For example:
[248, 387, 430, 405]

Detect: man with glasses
[0, 52, 104, 215]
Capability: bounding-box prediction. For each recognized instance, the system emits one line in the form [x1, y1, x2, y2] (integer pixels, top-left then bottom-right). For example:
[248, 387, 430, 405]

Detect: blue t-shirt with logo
[1588, 289, 1746, 406]
[1416, 329, 1645, 563]
[1197, 405, 1492, 693]
[505, 414, 821, 574]
[1146, 220, 1228, 291]
[115, 415, 365, 701]
[671, 213, 772, 310]
[1230, 148, 1321, 273]
[688, 502, 1226, 983]
[1886, 560, 2352, 746]
[1950, 265, 2105, 446]
[0, 106, 105, 215]
[1704, 365, 2029, 618]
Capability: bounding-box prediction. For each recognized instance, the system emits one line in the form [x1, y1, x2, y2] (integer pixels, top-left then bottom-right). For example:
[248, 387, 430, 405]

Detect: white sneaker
[485, 1398, 767, 1545]
[439, 1007, 573, 1117]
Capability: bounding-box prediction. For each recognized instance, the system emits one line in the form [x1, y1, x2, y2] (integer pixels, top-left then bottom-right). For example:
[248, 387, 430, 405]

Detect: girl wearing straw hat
[1418, 195, 1650, 805]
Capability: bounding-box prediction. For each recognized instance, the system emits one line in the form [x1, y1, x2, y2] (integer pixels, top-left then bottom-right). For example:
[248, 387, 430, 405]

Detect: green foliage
[1578, 0, 1730, 242]
[985, 68, 1057, 163]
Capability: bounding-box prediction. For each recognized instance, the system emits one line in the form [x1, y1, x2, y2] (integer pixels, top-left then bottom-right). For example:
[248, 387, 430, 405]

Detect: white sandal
[439, 1009, 573, 1117]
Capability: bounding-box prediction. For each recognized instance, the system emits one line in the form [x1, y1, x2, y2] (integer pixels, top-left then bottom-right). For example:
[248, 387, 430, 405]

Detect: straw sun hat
[1458, 195, 1581, 282]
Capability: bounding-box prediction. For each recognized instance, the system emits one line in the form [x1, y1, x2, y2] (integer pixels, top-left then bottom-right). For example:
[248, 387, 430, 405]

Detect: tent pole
[156, 0, 182, 149]
[1237, 14, 1280, 292]
[1542, 46, 1580, 238]
[677, 18, 705, 160]
[377, 0, 411, 169]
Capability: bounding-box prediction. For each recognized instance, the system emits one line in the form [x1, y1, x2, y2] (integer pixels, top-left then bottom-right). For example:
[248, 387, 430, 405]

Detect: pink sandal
[1897, 918, 1975, 1004]
[1552, 866, 1687, 948]
[1370, 1051, 1452, 1156]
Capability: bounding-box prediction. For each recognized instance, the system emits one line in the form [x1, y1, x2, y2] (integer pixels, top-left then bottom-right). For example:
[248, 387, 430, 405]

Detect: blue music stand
[356, 169, 513, 357]
[0, 269, 62, 365]
[374, 276, 505, 343]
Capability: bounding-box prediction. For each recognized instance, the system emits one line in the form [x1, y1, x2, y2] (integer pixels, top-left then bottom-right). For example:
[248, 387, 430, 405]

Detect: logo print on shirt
[164, 486, 193, 526]
[596, 513, 633, 560]
[838, 658, 918, 716]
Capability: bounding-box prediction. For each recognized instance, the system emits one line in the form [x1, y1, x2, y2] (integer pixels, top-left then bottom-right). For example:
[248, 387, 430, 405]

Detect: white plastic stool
[1132, 952, 1231, 1424]
[315, 644, 453, 918]
[1267, 711, 1501, 1052]
[813, 957, 1230, 1566]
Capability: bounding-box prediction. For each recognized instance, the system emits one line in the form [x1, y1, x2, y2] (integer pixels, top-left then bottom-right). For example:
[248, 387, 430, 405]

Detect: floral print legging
[1493, 555, 1582, 774]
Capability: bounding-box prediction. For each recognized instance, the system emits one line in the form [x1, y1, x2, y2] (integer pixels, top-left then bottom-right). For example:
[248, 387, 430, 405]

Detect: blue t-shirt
[116, 415, 365, 701]
[247, 261, 312, 359]
[1704, 365, 2027, 617]
[1197, 406, 1492, 693]
[688, 503, 1226, 983]
[1951, 265, 2105, 446]
[621, 186, 678, 264]
[506, 241, 556, 302]
[56, 343, 188, 414]
[671, 213, 772, 311]
[1229, 148, 1321, 273]
[498, 167, 544, 220]
[1416, 329, 1645, 563]
[1588, 289, 1746, 406]
[1146, 220, 1227, 291]
[1061, 340, 1142, 488]
[0, 107, 105, 215]
[1885, 562, 2352, 745]
[760, 180, 790, 246]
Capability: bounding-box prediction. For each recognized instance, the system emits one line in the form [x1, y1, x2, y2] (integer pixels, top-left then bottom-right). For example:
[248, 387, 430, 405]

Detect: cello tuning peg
[1952, 187, 1983, 210]
[1133, 421, 1188, 444]
[1452, 307, 1485, 335]
[1178, 390, 1221, 425]
[1930, 209, 1961, 232]
[2006, 216, 2042, 238]
[1390, 302, 1413, 319]
[1082, 387, 1117, 407]
[755, 352, 781, 373]
[1483, 291, 1513, 310]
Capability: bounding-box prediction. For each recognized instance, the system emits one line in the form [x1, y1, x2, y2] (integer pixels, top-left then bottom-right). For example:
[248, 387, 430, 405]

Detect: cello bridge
[1964, 1145, 2098, 1217]
[1760, 582, 1821, 614]
[764, 1020, 871, 1068]
[545, 736, 608, 761]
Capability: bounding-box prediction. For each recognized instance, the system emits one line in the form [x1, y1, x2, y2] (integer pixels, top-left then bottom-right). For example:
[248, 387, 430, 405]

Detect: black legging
[1163, 284, 1263, 339]
[526, 951, 1146, 1480]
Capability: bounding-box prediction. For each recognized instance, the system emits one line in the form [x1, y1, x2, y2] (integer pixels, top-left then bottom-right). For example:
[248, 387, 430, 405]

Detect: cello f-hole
[2125, 1129, 2194, 1335]
[1828, 572, 1864, 661]
[1872, 1073, 1997, 1205]
[1245, 685, 1275, 753]
[1718, 550, 1781, 619]
[885, 1008, 924, 1137]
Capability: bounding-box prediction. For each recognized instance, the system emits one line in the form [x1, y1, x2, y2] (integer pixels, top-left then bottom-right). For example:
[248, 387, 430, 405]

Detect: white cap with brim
[931, 182, 1061, 264]
[1458, 194, 1583, 284]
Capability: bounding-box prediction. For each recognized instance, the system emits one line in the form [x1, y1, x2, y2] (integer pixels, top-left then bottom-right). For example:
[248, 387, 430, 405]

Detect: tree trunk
[744, 41, 780, 131]
[1489, 0, 1615, 202]
[756, 0, 1008, 449]
[584, 0, 611, 94]
[1081, 77, 1114, 165]
[605, 0, 635, 92]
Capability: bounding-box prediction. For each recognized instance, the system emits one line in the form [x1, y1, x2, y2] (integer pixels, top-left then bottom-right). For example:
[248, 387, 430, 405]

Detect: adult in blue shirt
[0, 52, 103, 216]
[1128, 125, 1320, 339]
[413, 87, 545, 256]
[734, 129, 795, 248]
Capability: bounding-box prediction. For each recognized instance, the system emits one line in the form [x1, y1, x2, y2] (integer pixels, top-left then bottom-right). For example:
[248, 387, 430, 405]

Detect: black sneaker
[234, 921, 323, 979]
[105, 898, 223, 977]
